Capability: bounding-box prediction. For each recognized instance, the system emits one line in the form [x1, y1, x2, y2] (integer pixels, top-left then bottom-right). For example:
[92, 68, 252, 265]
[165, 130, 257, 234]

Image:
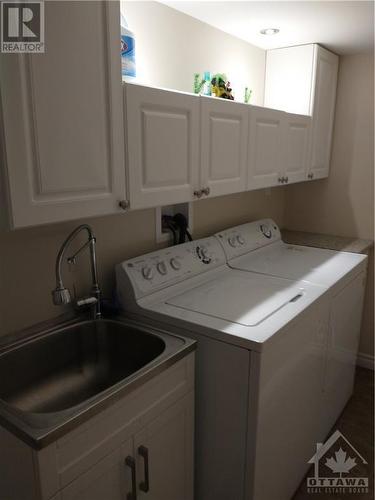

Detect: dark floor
[293, 367, 374, 500]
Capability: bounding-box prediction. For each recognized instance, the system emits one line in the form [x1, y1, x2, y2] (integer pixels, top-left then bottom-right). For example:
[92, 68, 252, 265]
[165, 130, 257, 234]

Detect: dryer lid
[166, 271, 305, 326]
[230, 242, 366, 287]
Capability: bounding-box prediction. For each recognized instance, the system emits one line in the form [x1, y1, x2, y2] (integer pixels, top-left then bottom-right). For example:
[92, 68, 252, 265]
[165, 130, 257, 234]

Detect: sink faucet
[52, 224, 101, 319]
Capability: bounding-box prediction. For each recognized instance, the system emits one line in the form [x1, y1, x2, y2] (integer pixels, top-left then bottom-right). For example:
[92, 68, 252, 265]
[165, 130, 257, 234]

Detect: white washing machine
[215, 219, 368, 438]
[116, 237, 330, 500]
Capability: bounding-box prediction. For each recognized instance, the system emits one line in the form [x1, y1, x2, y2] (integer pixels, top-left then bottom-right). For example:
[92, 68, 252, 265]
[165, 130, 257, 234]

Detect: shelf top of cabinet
[123, 81, 311, 117]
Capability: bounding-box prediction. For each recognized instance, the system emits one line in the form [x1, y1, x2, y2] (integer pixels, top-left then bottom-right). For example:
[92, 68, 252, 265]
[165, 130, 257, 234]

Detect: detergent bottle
[121, 13, 136, 81]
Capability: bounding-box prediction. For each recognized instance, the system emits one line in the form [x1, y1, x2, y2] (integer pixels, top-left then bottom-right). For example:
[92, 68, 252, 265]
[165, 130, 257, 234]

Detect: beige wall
[285, 53, 374, 358]
[0, 189, 286, 336]
[123, 1, 266, 104]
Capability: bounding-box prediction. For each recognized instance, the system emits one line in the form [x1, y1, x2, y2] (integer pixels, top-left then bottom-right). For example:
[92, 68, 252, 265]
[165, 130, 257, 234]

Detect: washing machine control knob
[200, 245, 209, 258]
[142, 266, 154, 280]
[170, 257, 181, 271]
[156, 261, 167, 275]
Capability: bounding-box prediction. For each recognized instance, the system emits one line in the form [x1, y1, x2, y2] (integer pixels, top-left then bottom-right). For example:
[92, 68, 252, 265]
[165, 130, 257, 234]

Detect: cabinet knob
[285, 176, 289, 183]
[278, 177, 283, 183]
[194, 189, 203, 199]
[119, 200, 130, 210]
[201, 187, 210, 196]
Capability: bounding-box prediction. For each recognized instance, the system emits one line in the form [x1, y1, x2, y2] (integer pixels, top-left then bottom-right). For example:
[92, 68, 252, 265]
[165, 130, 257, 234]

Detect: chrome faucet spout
[52, 224, 101, 319]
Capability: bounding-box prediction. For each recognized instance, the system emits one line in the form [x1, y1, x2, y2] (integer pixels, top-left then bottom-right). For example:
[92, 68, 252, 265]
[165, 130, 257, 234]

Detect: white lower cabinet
[134, 394, 194, 500]
[0, 354, 194, 500]
[62, 440, 133, 500]
[62, 394, 193, 500]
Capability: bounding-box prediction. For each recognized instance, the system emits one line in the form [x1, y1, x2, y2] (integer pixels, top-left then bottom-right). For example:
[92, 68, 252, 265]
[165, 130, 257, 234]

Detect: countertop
[281, 229, 374, 255]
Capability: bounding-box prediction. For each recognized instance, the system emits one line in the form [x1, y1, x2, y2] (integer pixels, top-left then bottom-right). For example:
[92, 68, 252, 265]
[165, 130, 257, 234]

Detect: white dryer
[116, 237, 330, 500]
[215, 219, 368, 436]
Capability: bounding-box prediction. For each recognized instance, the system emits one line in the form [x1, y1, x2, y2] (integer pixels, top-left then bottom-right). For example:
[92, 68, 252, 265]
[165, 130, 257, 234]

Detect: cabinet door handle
[285, 176, 289, 183]
[278, 177, 283, 183]
[194, 189, 203, 198]
[138, 445, 150, 492]
[125, 456, 137, 500]
[201, 187, 210, 196]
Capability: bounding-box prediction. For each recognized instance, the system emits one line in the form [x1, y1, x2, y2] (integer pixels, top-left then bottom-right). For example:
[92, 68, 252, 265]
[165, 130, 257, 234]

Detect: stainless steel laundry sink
[0, 316, 195, 448]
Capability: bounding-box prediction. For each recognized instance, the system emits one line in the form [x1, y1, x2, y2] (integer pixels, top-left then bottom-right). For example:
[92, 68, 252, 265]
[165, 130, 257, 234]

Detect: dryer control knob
[142, 266, 154, 280]
[237, 235, 245, 245]
[228, 237, 237, 247]
[156, 261, 167, 275]
[200, 245, 209, 258]
[170, 258, 181, 271]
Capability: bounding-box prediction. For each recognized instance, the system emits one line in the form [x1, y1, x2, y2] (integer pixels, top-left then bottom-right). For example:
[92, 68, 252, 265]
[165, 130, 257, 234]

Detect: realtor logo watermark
[1, 1, 44, 53]
[307, 430, 369, 495]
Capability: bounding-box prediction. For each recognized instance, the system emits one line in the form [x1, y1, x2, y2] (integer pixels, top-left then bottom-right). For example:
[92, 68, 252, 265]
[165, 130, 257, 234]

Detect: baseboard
[357, 352, 374, 370]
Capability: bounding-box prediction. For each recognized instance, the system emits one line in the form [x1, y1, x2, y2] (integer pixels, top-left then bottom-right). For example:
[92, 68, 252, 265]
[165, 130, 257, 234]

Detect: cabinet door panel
[61, 439, 133, 500]
[309, 46, 339, 179]
[201, 97, 248, 197]
[248, 106, 285, 189]
[284, 114, 311, 184]
[126, 84, 200, 209]
[134, 393, 194, 500]
[1, 1, 126, 228]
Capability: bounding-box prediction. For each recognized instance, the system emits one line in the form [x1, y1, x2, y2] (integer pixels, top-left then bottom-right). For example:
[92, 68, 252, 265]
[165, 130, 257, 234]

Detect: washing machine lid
[230, 242, 366, 287]
[166, 271, 305, 327]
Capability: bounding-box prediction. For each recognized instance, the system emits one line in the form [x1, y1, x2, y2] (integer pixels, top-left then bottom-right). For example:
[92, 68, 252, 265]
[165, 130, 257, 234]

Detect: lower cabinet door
[134, 393, 194, 500]
[61, 439, 133, 500]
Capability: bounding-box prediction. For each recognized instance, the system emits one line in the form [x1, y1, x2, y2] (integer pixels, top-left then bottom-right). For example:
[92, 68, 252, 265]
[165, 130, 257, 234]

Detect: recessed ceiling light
[260, 28, 280, 36]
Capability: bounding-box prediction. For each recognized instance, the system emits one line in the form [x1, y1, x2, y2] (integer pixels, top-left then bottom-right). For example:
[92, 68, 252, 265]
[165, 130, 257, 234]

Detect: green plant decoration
[193, 73, 205, 94]
[244, 87, 252, 104]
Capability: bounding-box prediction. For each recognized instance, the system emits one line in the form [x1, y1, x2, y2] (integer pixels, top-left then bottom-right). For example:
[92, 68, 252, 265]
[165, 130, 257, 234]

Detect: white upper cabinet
[264, 44, 316, 115]
[284, 114, 312, 184]
[309, 46, 339, 179]
[200, 97, 248, 198]
[0, 1, 127, 228]
[264, 44, 339, 180]
[125, 84, 200, 209]
[247, 106, 286, 189]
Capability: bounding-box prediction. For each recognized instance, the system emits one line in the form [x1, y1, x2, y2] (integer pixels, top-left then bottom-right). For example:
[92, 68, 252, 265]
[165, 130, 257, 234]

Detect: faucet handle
[52, 287, 72, 305]
[76, 296, 98, 308]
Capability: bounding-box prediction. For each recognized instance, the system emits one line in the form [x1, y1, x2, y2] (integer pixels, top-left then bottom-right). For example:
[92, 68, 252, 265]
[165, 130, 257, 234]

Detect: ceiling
[160, 1, 374, 55]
